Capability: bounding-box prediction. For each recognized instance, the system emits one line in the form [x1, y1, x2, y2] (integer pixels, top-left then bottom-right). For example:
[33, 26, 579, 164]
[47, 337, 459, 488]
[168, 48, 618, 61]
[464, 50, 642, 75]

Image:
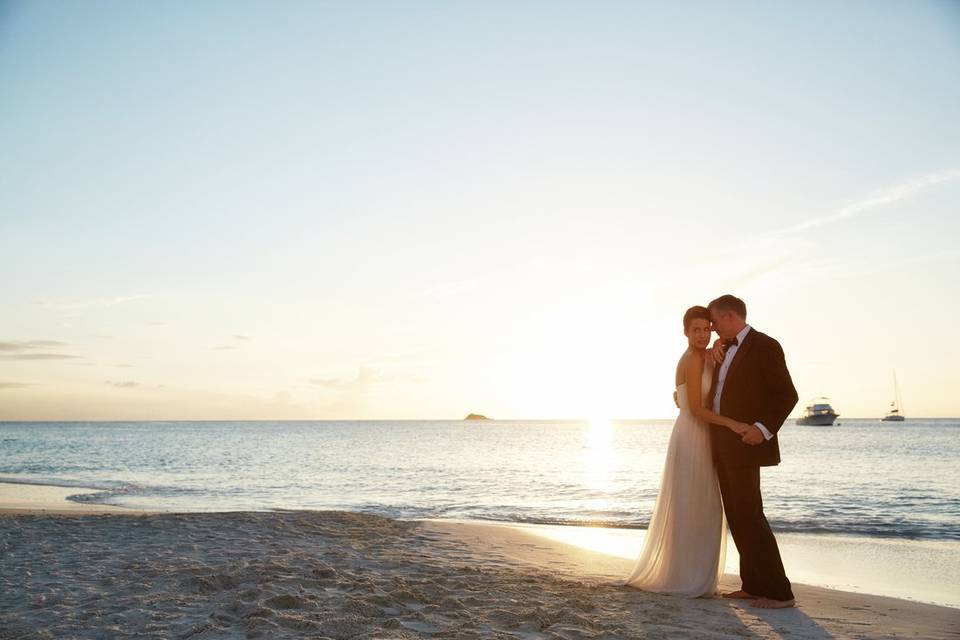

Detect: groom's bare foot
[722, 590, 758, 599]
[752, 597, 796, 609]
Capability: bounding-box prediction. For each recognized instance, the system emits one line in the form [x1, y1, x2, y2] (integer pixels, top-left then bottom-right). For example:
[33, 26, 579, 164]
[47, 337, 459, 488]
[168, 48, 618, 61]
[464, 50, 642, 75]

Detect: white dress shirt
[712, 324, 774, 441]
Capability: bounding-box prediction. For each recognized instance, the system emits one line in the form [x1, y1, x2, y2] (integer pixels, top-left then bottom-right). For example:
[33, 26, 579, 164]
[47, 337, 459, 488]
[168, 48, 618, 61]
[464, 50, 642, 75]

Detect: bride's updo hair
[683, 305, 711, 332]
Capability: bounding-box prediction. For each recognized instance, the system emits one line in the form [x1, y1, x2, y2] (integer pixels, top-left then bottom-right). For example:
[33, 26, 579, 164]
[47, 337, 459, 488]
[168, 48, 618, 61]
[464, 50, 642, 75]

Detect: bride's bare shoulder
[679, 349, 710, 375]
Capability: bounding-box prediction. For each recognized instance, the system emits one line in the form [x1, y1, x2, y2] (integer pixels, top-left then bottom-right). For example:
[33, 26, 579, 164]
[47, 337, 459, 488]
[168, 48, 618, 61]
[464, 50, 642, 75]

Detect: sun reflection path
[511, 522, 644, 560]
[510, 522, 740, 575]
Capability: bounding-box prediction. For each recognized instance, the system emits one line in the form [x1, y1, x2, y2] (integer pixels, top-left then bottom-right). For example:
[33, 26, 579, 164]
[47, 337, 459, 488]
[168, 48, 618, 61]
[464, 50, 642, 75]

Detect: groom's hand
[710, 340, 726, 364]
[741, 426, 765, 445]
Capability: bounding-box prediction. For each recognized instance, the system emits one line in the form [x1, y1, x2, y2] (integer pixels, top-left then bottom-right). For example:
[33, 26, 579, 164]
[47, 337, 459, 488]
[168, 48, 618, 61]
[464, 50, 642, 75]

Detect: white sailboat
[882, 370, 906, 422]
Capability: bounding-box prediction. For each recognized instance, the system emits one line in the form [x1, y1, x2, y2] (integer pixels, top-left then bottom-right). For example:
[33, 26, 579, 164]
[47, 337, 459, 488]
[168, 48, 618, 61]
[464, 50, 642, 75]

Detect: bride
[625, 305, 751, 597]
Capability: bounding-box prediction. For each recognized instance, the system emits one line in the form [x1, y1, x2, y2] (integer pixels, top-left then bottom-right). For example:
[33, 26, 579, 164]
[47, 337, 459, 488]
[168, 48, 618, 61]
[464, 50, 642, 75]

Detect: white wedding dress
[625, 360, 726, 597]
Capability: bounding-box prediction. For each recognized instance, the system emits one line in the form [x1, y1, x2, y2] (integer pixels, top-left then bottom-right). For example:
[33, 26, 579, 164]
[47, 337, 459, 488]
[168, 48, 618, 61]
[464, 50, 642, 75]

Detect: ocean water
[0, 419, 957, 542]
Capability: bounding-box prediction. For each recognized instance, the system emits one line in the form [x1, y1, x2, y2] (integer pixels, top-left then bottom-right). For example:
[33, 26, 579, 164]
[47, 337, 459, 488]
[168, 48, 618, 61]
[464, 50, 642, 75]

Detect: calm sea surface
[0, 419, 957, 542]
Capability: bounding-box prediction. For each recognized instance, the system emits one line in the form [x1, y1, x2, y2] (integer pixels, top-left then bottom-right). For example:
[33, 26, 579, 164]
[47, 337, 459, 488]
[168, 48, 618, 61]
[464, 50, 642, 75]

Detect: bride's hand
[733, 422, 751, 436]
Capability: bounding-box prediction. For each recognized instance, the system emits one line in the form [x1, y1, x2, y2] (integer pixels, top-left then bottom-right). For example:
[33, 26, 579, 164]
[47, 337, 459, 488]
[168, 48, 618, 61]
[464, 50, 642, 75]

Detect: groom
[708, 294, 798, 609]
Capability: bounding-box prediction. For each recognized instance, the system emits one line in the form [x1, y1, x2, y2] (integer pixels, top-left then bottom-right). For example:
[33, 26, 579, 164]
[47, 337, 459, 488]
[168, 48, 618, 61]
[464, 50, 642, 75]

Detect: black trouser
[716, 463, 794, 601]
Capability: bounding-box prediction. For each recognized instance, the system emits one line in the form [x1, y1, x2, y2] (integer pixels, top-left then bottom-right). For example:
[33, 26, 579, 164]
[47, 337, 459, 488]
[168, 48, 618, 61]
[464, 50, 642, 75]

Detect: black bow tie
[723, 337, 739, 348]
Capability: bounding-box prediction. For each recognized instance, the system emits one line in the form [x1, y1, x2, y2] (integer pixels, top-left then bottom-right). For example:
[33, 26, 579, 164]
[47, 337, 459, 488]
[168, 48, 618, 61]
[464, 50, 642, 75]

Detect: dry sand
[1, 485, 957, 639]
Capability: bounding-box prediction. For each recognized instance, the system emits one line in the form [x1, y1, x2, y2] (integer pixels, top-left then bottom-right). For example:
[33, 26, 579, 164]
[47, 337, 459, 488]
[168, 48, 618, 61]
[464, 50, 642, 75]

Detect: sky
[1, 1, 958, 420]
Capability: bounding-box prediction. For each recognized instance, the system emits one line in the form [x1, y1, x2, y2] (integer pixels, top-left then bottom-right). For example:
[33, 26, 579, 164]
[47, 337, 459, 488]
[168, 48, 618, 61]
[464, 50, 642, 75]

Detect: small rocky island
[464, 413, 490, 421]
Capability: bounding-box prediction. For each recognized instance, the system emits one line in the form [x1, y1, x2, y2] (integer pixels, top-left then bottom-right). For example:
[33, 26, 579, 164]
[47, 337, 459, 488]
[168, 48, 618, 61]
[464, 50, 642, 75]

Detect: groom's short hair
[708, 294, 747, 319]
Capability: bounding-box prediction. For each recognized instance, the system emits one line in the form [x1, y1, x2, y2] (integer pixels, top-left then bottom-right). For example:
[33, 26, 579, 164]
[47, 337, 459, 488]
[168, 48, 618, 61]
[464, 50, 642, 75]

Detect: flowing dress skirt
[625, 383, 726, 597]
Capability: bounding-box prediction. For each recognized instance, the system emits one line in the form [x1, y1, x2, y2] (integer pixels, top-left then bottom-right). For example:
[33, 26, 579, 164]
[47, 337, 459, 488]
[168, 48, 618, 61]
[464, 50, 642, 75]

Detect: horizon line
[0, 416, 955, 423]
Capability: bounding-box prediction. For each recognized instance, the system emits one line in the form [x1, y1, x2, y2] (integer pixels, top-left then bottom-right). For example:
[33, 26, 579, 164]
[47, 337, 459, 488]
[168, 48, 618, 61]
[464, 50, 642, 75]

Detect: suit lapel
[723, 328, 756, 395]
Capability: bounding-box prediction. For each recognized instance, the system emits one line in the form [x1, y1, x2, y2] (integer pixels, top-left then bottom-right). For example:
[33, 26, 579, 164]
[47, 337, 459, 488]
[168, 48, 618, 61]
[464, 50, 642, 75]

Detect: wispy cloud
[307, 372, 373, 389]
[775, 168, 960, 236]
[212, 335, 252, 350]
[0, 340, 80, 360]
[106, 380, 140, 388]
[0, 382, 35, 389]
[0, 353, 80, 360]
[0, 340, 66, 351]
[693, 168, 960, 290]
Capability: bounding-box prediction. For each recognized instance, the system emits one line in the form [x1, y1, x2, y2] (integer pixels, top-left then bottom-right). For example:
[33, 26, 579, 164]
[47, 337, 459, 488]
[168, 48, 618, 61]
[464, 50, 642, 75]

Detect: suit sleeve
[757, 337, 799, 435]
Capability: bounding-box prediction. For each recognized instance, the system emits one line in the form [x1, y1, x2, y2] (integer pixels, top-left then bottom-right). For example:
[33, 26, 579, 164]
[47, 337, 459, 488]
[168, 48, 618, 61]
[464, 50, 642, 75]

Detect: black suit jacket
[710, 328, 798, 468]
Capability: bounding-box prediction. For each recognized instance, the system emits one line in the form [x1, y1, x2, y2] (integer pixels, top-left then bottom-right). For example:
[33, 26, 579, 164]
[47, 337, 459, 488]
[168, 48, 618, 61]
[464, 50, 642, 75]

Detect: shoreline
[2, 481, 956, 608]
[2, 482, 958, 638]
[0, 481, 152, 515]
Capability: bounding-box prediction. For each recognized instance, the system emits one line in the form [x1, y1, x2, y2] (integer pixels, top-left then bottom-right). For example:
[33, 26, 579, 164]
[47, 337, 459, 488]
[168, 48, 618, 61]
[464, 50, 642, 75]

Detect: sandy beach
[1, 484, 957, 639]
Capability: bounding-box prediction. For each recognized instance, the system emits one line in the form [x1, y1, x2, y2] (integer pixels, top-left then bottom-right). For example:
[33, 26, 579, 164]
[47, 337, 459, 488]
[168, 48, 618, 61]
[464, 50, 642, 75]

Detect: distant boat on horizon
[797, 398, 839, 426]
[882, 370, 906, 422]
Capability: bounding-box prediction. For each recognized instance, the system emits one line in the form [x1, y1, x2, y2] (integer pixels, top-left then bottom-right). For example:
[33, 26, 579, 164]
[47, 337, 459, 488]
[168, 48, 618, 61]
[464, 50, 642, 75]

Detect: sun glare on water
[584, 418, 618, 511]
[587, 417, 614, 450]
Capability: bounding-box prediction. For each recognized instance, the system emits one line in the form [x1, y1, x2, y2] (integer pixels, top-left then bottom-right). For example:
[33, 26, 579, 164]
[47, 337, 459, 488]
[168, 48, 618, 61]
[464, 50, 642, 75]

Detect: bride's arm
[684, 355, 751, 435]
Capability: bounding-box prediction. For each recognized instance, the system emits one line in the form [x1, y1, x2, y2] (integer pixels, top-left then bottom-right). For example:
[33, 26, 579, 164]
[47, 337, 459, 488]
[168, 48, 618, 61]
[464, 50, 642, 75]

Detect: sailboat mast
[893, 370, 904, 414]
